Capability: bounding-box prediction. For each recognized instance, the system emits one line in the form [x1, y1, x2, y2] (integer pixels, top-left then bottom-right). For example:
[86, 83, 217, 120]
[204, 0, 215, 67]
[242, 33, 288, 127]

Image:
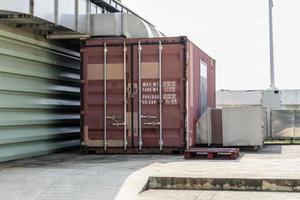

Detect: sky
[122, 0, 300, 90]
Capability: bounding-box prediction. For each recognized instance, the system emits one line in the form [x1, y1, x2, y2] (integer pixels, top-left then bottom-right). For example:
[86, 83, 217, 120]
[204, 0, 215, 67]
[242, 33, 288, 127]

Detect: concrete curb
[148, 177, 300, 192]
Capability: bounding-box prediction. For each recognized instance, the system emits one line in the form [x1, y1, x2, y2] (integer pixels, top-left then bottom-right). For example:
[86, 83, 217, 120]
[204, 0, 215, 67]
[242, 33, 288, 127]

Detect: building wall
[0, 23, 80, 162]
[217, 90, 262, 107]
[217, 89, 300, 138]
[217, 90, 300, 110]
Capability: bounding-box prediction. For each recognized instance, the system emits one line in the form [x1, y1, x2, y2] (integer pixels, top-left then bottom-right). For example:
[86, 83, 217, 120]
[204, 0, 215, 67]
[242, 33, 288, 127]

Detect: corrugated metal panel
[188, 41, 216, 147]
[0, 24, 80, 162]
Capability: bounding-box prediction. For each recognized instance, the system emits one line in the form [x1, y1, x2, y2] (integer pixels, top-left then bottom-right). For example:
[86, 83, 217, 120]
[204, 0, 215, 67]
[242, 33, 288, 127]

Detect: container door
[83, 44, 131, 150]
[132, 42, 185, 150]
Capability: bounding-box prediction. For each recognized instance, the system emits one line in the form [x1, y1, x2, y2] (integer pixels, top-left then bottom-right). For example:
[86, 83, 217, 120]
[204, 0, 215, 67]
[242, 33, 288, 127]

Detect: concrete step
[148, 176, 300, 192]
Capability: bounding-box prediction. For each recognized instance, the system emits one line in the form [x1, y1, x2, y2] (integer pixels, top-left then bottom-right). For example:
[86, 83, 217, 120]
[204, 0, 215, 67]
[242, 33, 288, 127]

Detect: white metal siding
[0, 24, 80, 162]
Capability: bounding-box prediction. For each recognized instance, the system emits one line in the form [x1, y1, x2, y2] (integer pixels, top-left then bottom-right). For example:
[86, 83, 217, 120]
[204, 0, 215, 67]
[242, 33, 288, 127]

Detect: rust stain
[87, 63, 124, 80]
[142, 62, 159, 79]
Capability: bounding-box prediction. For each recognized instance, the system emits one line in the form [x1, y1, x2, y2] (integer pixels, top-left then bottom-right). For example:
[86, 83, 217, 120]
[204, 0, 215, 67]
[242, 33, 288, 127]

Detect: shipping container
[81, 36, 216, 153]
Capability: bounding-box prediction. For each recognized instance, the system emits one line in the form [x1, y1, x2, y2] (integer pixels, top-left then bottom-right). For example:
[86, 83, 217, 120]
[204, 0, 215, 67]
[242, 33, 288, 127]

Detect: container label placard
[142, 80, 177, 105]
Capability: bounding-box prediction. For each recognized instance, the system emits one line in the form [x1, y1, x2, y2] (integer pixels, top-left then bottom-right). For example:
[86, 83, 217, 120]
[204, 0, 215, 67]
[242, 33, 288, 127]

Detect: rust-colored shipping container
[81, 36, 216, 153]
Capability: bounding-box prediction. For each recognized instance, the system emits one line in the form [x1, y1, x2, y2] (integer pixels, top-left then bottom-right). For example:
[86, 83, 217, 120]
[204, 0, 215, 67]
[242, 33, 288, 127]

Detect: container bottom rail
[81, 146, 184, 154]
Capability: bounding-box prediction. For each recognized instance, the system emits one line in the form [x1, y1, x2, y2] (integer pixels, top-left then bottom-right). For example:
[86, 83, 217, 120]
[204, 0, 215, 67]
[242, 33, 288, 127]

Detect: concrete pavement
[116, 145, 300, 199]
[0, 145, 299, 200]
[134, 190, 300, 200]
[0, 152, 181, 200]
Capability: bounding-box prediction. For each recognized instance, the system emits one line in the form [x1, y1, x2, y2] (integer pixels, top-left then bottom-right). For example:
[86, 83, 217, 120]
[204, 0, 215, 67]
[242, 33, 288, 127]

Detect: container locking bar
[158, 40, 163, 151]
[112, 122, 126, 127]
[103, 42, 108, 151]
[123, 42, 128, 150]
[141, 114, 157, 119]
[106, 115, 122, 120]
[138, 41, 143, 150]
[144, 122, 161, 126]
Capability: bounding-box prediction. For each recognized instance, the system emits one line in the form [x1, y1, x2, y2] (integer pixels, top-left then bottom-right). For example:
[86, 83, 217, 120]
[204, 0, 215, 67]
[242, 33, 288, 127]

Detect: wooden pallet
[184, 147, 240, 160]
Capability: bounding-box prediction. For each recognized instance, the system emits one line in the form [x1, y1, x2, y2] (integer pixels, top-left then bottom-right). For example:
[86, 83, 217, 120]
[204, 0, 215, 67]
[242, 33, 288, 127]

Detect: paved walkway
[134, 190, 300, 200]
[0, 153, 180, 200]
[0, 145, 299, 200]
[147, 145, 300, 179]
[116, 145, 300, 199]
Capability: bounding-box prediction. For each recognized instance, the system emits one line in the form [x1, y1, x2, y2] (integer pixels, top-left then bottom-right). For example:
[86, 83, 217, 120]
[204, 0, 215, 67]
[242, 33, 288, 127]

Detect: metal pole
[138, 41, 143, 150]
[158, 41, 163, 151]
[29, 0, 34, 15]
[104, 43, 108, 151]
[86, 0, 91, 35]
[123, 42, 128, 150]
[75, 0, 79, 32]
[54, 0, 59, 25]
[268, 0, 276, 90]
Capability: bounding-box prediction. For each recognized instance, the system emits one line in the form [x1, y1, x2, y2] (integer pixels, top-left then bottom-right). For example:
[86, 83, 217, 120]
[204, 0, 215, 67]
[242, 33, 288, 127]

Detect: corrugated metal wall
[0, 24, 80, 162]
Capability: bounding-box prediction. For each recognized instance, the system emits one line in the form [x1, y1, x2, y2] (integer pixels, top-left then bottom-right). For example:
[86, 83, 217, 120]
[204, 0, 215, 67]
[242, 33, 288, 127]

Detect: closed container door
[132, 42, 185, 150]
[83, 44, 131, 150]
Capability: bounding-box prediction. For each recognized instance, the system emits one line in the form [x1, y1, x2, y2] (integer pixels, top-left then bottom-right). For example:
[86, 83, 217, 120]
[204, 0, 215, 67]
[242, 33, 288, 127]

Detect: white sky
[122, 0, 300, 90]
